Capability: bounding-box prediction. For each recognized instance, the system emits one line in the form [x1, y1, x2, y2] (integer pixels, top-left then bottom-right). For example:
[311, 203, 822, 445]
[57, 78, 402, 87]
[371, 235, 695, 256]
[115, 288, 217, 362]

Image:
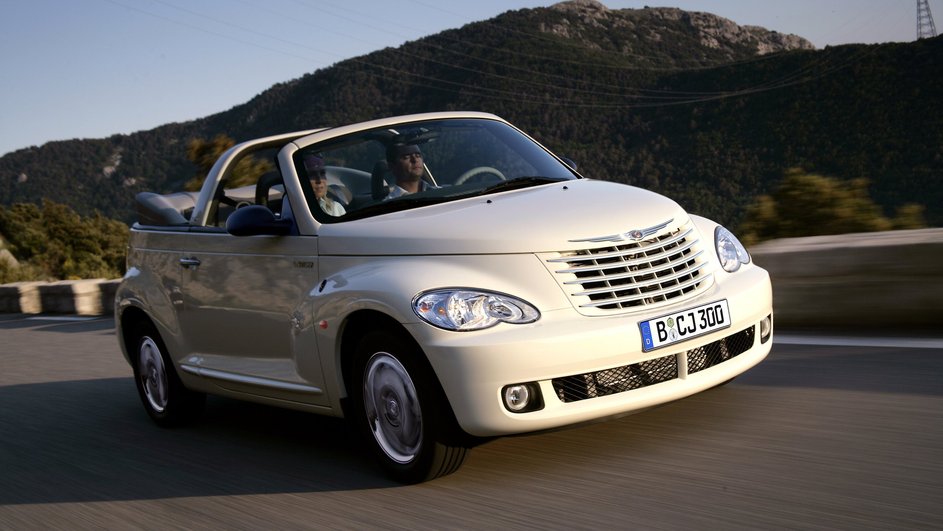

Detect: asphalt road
[1, 314, 941, 529]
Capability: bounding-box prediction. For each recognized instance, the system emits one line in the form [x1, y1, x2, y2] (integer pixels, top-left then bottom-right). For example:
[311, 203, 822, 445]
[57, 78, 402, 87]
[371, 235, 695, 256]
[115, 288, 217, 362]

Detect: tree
[0, 200, 129, 281]
[892, 204, 927, 230]
[739, 168, 925, 244]
[183, 135, 274, 191]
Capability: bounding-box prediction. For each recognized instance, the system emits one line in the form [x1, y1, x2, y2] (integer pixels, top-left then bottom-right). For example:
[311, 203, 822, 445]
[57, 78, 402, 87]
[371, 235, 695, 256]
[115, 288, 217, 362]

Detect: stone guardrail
[0, 278, 120, 317]
[750, 228, 943, 329]
[1, 228, 941, 329]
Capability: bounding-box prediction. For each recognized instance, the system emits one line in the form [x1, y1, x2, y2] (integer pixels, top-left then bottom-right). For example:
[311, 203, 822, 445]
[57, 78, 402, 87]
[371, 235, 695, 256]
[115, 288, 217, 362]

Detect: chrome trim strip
[180, 364, 324, 395]
[562, 249, 706, 285]
[552, 235, 699, 274]
[568, 219, 674, 244]
[578, 274, 714, 308]
[550, 227, 694, 265]
[569, 260, 710, 297]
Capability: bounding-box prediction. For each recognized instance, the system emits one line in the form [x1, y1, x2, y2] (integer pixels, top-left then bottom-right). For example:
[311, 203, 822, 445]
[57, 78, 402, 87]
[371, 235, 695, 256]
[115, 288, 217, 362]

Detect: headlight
[413, 289, 540, 331]
[714, 226, 751, 272]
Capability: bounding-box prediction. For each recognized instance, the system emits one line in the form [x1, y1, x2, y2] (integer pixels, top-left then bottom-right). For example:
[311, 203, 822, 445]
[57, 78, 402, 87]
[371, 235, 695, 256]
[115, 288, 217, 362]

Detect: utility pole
[917, 0, 937, 39]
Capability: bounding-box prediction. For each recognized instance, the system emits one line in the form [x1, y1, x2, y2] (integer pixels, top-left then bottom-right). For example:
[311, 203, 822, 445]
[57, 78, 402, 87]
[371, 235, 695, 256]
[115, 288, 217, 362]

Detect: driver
[385, 144, 434, 199]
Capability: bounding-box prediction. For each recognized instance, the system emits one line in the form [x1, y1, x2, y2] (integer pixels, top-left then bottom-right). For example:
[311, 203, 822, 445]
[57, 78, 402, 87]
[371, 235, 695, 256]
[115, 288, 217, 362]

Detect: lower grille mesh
[552, 353, 678, 403]
[552, 326, 756, 403]
[688, 326, 755, 374]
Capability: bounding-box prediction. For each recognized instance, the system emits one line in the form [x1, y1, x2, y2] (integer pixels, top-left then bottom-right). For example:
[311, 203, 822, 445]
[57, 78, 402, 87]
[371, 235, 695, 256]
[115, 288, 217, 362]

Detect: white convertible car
[116, 112, 773, 483]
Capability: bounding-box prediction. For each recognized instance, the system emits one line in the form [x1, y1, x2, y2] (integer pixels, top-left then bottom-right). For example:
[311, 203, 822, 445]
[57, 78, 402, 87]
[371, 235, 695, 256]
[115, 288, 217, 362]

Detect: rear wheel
[131, 322, 205, 426]
[352, 329, 468, 483]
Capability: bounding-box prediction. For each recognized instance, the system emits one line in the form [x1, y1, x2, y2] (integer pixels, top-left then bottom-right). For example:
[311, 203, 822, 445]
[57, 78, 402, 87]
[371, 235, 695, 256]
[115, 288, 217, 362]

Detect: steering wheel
[455, 166, 507, 185]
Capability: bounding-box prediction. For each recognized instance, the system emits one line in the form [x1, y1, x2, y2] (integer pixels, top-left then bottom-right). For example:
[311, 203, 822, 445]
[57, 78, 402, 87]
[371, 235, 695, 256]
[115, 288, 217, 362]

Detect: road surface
[1, 314, 941, 529]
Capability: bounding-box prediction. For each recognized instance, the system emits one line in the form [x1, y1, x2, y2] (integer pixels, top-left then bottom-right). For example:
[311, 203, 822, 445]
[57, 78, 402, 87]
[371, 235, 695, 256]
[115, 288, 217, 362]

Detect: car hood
[318, 179, 689, 255]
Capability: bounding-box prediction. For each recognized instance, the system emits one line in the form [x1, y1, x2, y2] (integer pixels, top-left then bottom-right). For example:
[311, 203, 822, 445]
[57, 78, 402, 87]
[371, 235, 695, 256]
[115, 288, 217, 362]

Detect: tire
[130, 321, 205, 427]
[352, 329, 468, 483]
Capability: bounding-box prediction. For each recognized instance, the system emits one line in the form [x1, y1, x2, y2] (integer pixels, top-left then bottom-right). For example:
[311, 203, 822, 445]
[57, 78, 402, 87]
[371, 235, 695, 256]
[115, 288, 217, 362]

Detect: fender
[307, 253, 572, 408]
[115, 266, 185, 367]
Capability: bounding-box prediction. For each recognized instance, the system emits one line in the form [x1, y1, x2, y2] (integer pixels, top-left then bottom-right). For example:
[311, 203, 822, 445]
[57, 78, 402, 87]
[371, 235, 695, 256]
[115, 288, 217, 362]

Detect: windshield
[292, 118, 578, 222]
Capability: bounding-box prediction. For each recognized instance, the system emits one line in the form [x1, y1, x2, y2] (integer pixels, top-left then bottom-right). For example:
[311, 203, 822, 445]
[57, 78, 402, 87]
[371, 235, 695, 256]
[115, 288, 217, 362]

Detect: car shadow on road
[0, 377, 396, 505]
[4, 333, 941, 506]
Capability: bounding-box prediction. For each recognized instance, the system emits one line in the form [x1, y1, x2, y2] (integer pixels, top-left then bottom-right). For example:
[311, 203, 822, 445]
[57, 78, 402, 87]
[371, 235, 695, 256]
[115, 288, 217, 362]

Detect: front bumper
[410, 265, 773, 437]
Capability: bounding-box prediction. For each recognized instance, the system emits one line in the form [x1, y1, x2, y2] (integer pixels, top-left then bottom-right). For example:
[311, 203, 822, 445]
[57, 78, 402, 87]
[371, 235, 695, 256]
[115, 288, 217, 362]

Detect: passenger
[385, 144, 434, 199]
[304, 154, 346, 216]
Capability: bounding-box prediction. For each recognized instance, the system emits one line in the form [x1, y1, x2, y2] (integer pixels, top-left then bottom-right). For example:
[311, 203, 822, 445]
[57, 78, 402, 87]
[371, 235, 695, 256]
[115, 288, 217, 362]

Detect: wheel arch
[117, 305, 156, 368]
[337, 308, 473, 447]
[337, 309, 408, 400]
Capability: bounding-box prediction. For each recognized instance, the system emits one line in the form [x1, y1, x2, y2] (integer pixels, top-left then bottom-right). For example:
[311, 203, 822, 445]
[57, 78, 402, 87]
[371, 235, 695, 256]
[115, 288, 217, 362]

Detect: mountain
[2, 0, 940, 229]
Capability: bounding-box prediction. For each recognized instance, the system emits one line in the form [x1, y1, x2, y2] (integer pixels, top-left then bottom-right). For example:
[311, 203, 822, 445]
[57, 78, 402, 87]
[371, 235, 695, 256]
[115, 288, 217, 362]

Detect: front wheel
[353, 329, 468, 483]
[131, 322, 205, 427]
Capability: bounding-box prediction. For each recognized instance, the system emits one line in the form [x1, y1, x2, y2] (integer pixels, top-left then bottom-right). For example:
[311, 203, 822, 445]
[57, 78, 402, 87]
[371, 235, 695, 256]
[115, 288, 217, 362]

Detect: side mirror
[561, 157, 578, 171]
[226, 205, 292, 236]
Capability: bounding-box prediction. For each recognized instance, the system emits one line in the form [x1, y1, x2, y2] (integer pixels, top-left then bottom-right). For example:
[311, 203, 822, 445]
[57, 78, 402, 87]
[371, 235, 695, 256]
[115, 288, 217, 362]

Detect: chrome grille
[545, 218, 714, 316]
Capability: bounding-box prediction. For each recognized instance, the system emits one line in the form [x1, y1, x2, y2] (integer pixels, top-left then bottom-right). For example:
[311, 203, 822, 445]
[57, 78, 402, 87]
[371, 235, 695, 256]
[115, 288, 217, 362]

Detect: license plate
[639, 300, 731, 352]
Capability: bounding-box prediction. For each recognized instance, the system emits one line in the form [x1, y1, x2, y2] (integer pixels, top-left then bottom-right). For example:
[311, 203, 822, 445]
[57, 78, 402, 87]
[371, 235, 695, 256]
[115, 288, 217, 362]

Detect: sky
[0, 0, 935, 156]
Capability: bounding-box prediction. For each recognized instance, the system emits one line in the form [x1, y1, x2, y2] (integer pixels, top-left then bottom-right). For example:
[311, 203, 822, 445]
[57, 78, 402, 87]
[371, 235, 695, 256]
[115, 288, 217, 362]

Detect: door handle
[179, 257, 201, 268]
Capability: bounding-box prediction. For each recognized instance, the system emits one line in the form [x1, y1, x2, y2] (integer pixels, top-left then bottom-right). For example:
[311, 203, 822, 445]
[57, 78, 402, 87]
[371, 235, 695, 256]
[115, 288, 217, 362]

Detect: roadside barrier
[0, 279, 120, 316]
[750, 228, 943, 329]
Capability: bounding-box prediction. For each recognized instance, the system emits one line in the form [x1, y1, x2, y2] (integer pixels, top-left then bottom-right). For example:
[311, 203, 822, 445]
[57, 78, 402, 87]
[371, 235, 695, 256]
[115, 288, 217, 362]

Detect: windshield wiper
[481, 176, 566, 195]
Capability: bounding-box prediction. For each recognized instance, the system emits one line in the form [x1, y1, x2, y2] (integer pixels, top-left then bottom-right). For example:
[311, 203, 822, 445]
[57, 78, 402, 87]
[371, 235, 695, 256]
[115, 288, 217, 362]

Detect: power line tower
[917, 0, 937, 39]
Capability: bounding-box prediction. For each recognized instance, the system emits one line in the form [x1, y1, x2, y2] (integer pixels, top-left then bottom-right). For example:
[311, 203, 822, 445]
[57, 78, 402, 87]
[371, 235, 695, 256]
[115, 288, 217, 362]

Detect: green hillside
[1, 2, 940, 228]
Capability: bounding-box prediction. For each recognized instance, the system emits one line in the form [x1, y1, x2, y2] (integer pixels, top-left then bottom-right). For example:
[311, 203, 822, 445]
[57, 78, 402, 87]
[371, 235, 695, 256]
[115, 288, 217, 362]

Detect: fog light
[504, 385, 530, 412]
[502, 383, 543, 413]
[760, 314, 773, 343]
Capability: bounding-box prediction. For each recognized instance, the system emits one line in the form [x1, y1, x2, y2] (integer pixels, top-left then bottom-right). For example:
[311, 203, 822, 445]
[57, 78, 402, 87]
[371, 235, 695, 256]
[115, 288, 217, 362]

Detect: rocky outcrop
[0, 236, 18, 269]
[547, 1, 814, 56]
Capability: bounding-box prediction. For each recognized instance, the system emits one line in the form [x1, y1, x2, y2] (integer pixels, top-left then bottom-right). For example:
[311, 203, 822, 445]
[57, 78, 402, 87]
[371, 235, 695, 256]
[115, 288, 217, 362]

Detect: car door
[175, 230, 328, 406]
